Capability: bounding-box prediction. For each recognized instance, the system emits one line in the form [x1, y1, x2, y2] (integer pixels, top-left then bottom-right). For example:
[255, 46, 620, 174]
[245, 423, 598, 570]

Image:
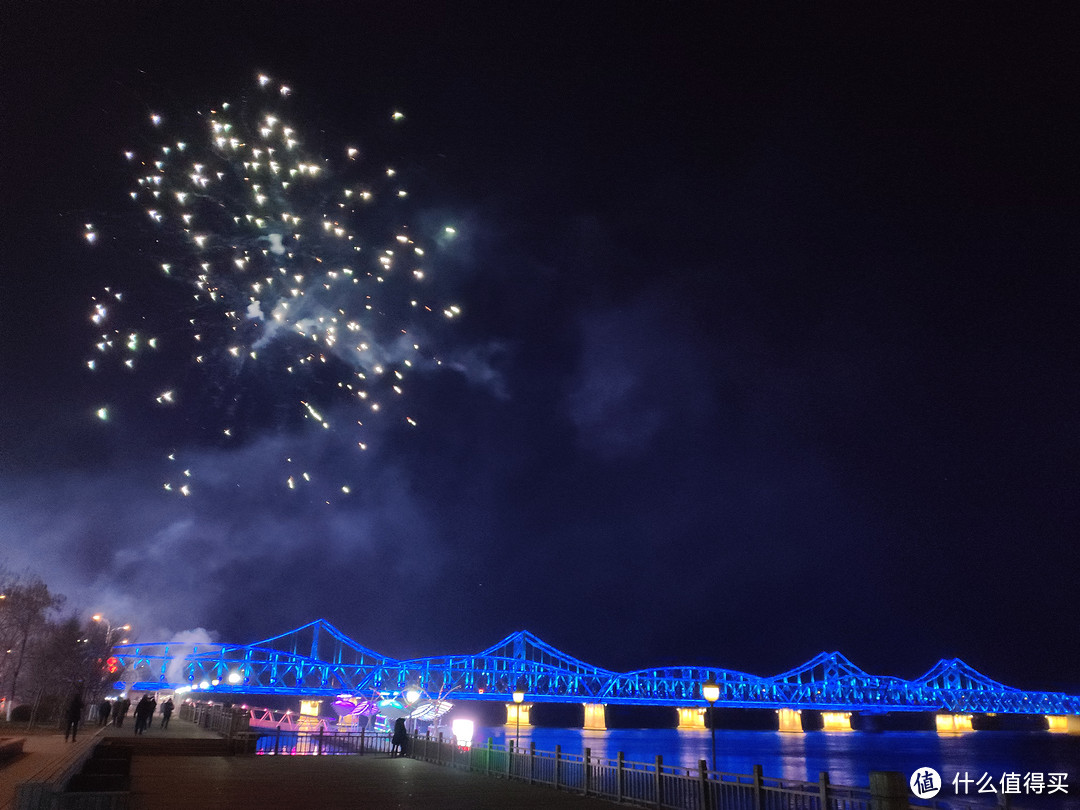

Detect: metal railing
[248, 727, 396, 757]
[178, 700, 989, 810]
[406, 733, 988, 810]
[178, 700, 251, 737]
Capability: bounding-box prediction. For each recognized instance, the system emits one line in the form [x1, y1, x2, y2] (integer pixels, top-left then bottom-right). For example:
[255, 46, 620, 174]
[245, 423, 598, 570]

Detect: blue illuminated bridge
[112, 620, 1080, 728]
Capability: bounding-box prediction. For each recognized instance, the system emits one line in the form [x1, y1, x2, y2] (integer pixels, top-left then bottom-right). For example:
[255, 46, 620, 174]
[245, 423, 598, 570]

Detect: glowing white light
[451, 718, 474, 747]
[227, 671, 242, 685]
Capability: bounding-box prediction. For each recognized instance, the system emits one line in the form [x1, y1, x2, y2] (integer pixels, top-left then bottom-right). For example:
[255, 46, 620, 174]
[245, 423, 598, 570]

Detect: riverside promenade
[1, 718, 619, 809]
[0, 722, 120, 810]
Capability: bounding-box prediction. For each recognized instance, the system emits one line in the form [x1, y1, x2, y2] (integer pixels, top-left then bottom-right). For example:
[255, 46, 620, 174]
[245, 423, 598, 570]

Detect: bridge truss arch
[110, 620, 1080, 715]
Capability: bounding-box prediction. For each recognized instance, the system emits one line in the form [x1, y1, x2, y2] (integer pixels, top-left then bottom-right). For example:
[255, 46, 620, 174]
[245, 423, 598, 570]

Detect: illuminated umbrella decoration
[332, 694, 380, 718]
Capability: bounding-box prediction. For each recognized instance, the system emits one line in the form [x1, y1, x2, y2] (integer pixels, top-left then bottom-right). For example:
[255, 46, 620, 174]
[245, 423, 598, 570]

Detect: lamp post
[404, 687, 421, 733]
[92, 615, 131, 648]
[702, 680, 720, 774]
[91, 615, 130, 718]
[512, 689, 525, 755]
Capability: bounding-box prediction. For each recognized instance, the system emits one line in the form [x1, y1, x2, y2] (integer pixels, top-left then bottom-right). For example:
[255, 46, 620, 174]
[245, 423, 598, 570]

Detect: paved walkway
[100, 716, 224, 742]
[3, 719, 620, 808]
[0, 717, 216, 809]
[0, 726, 104, 810]
[130, 754, 621, 809]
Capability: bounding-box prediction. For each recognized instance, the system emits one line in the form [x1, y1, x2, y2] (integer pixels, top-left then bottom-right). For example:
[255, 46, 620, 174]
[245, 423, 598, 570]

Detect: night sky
[2, 3, 1078, 693]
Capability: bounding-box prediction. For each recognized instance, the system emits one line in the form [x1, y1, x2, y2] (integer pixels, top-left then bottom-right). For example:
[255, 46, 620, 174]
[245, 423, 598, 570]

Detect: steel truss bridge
[112, 619, 1080, 715]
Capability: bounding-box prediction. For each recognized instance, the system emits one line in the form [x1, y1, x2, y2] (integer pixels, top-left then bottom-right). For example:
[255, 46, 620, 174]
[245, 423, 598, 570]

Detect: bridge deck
[130, 753, 620, 809]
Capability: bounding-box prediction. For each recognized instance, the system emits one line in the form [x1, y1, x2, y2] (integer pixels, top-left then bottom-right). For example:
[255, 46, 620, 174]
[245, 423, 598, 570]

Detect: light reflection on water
[462, 726, 1079, 804]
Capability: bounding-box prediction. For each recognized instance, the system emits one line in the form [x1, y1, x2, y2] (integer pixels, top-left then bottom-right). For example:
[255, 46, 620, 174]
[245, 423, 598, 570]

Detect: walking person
[133, 694, 153, 734]
[114, 696, 130, 727]
[63, 688, 85, 742]
[160, 698, 174, 729]
[98, 698, 112, 726]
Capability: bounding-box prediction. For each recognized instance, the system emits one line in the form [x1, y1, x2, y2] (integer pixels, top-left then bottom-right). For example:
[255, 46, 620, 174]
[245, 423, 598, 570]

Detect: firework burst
[86, 74, 461, 499]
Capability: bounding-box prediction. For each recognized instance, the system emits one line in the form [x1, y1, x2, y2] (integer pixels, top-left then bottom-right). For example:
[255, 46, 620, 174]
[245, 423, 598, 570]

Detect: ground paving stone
[4, 717, 621, 808]
[130, 753, 622, 809]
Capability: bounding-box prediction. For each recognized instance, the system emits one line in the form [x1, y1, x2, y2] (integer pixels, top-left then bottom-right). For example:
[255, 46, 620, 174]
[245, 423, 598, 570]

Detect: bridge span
[112, 619, 1080, 733]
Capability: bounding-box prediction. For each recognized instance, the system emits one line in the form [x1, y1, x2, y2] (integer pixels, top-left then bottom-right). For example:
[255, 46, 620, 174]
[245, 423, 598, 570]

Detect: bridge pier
[298, 699, 322, 732]
[777, 708, 803, 733]
[583, 703, 607, 730]
[505, 702, 533, 727]
[676, 707, 706, 730]
[1046, 715, 1080, 733]
[821, 711, 853, 732]
[935, 713, 974, 733]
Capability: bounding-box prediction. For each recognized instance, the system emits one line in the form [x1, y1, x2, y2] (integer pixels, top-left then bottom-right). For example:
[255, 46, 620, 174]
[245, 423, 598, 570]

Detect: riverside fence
[405, 733, 973, 810]
[235, 723, 989, 810]
[179, 700, 251, 737]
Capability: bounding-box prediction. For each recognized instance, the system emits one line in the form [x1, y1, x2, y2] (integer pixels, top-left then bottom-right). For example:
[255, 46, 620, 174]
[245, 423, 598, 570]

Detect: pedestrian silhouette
[160, 698, 174, 729]
[113, 696, 130, 727]
[134, 694, 154, 734]
[63, 689, 84, 742]
[391, 717, 409, 757]
[98, 698, 112, 726]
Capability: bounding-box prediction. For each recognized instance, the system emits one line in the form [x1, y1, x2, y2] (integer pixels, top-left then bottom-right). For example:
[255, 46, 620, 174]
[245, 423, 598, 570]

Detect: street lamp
[92, 615, 131, 648]
[702, 680, 720, 774]
[512, 689, 525, 755]
[403, 687, 421, 734]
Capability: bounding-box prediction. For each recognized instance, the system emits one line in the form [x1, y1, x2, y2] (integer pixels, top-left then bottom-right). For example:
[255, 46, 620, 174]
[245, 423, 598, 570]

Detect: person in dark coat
[114, 696, 131, 727]
[160, 698, 174, 729]
[63, 691, 85, 742]
[98, 698, 112, 726]
[134, 694, 153, 734]
[391, 717, 409, 757]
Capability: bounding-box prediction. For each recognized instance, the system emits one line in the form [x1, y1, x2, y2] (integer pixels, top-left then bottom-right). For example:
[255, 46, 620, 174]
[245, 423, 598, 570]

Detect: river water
[460, 726, 1079, 808]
